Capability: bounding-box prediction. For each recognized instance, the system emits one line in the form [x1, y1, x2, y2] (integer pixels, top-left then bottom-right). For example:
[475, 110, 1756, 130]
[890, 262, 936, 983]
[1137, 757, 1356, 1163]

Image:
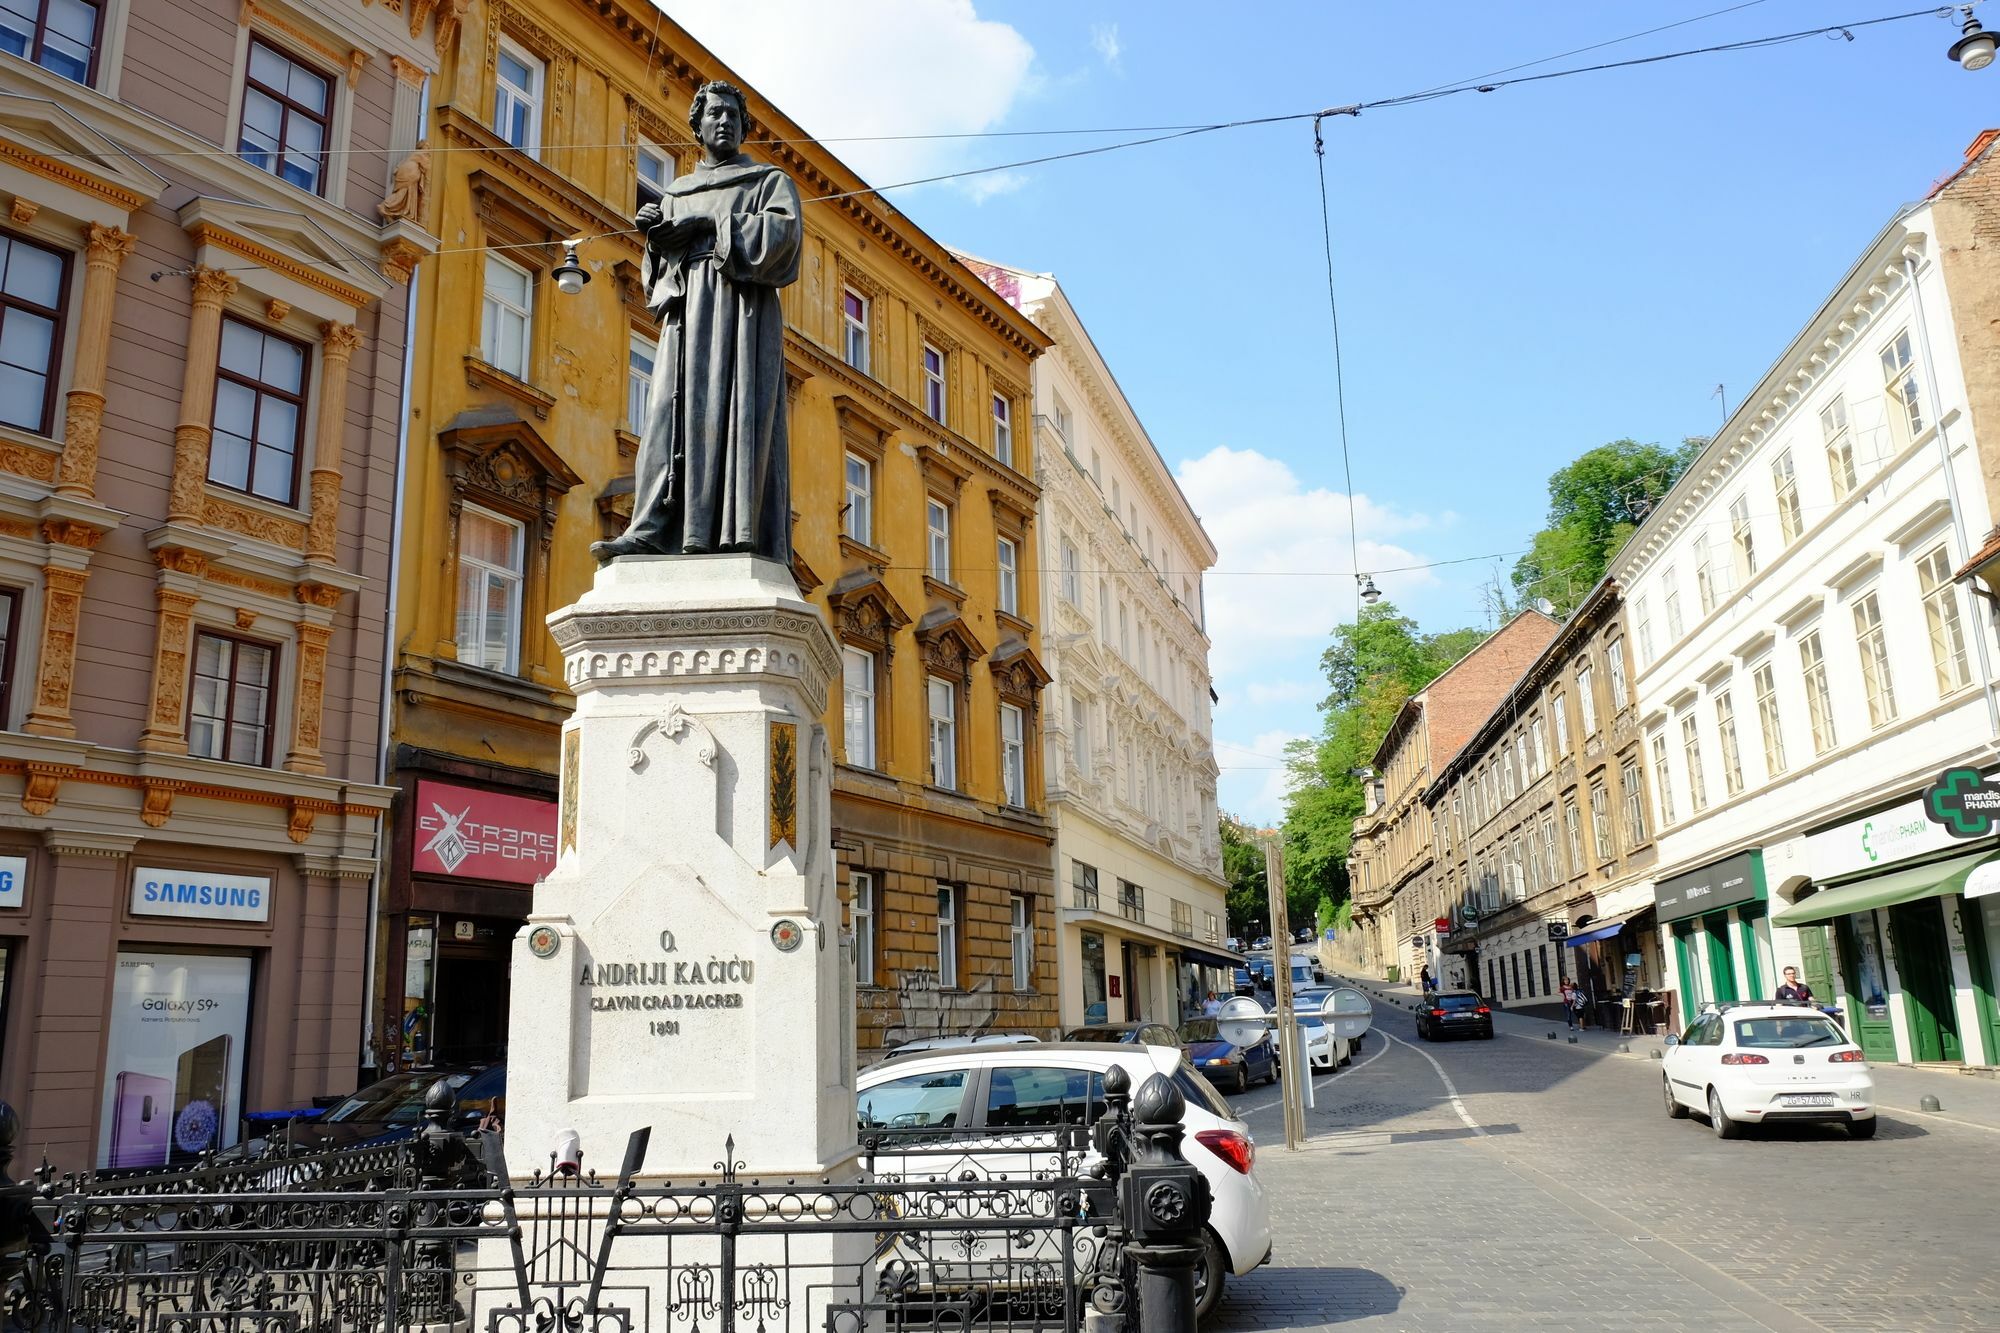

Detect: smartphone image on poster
[170, 1035, 232, 1161]
[108, 1072, 172, 1169]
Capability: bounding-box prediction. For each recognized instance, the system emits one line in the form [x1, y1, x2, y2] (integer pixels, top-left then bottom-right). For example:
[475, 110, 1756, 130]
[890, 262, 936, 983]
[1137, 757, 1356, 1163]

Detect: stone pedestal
[503, 555, 857, 1179]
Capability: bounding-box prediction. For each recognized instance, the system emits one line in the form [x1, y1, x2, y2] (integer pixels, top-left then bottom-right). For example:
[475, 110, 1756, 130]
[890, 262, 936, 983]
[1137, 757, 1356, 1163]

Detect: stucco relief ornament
[378, 140, 430, 224]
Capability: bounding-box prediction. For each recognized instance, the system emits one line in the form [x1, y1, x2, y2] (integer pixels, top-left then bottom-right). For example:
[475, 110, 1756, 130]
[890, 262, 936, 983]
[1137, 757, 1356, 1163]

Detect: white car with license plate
[1284, 989, 1352, 1069]
[1662, 1003, 1876, 1139]
[857, 1040, 1272, 1320]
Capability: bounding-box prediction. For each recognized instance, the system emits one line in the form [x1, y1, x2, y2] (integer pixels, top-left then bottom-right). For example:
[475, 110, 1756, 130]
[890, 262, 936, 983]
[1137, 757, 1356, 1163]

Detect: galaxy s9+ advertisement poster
[97, 953, 252, 1169]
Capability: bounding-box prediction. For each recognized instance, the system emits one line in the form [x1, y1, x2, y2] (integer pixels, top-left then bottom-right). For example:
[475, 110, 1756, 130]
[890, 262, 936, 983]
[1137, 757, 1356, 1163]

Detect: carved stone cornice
[913, 607, 985, 684]
[827, 568, 912, 654]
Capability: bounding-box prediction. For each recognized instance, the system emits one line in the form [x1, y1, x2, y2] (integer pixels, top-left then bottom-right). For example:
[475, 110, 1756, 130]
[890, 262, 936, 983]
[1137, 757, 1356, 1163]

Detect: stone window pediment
[440, 408, 580, 544]
[914, 606, 986, 683]
[989, 637, 1051, 706]
[829, 568, 912, 653]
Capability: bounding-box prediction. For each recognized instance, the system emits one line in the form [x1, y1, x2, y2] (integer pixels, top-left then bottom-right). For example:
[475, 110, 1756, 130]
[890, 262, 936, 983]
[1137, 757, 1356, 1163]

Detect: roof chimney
[1967, 128, 2000, 163]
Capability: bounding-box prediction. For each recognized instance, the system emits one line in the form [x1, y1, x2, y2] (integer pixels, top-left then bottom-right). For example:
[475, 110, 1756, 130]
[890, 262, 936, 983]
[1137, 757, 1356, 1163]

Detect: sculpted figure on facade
[592, 80, 802, 565]
[378, 139, 431, 224]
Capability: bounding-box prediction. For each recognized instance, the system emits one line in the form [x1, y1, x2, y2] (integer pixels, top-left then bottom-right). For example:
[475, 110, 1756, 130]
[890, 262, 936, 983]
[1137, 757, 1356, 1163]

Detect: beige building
[0, 0, 441, 1167]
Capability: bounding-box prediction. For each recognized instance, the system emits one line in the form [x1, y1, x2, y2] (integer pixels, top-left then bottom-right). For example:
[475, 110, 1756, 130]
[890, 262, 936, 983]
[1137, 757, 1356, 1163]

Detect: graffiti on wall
[861, 970, 1043, 1049]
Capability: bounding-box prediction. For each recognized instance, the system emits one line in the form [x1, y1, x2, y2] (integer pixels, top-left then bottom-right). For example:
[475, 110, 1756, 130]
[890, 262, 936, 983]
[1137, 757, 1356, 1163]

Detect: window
[1524, 819, 1543, 888]
[1563, 799, 1583, 870]
[1069, 694, 1090, 776]
[921, 342, 946, 423]
[935, 885, 959, 988]
[1622, 759, 1646, 844]
[1552, 690, 1570, 752]
[1000, 702, 1026, 807]
[1589, 781, 1613, 861]
[987, 1065, 1103, 1129]
[1800, 630, 1837, 755]
[843, 452, 872, 545]
[480, 254, 533, 379]
[842, 647, 875, 768]
[626, 332, 656, 432]
[1729, 494, 1756, 582]
[1576, 662, 1599, 735]
[1650, 732, 1676, 826]
[991, 394, 1012, 466]
[1821, 395, 1856, 500]
[1714, 691, 1744, 797]
[493, 36, 543, 154]
[239, 39, 331, 193]
[1096, 581, 1110, 641]
[1880, 328, 1925, 443]
[1852, 591, 1896, 728]
[1009, 893, 1033, 990]
[1059, 538, 1079, 604]
[1606, 639, 1629, 711]
[1693, 534, 1716, 615]
[1117, 878, 1143, 923]
[1, 0, 99, 83]
[1917, 545, 1971, 696]
[996, 537, 1018, 616]
[636, 140, 672, 212]
[0, 229, 68, 435]
[210, 317, 308, 505]
[857, 1067, 964, 1132]
[1664, 570, 1684, 639]
[455, 504, 524, 673]
[850, 872, 876, 987]
[1117, 601, 1129, 659]
[1753, 663, 1786, 777]
[1072, 859, 1099, 910]
[841, 287, 869, 372]
[188, 631, 275, 765]
[1524, 714, 1543, 775]
[925, 499, 951, 581]
[1772, 449, 1803, 545]
[1634, 599, 1653, 669]
[927, 676, 957, 788]
[0, 584, 16, 724]
[1051, 397, 1072, 441]
[1681, 713, 1708, 813]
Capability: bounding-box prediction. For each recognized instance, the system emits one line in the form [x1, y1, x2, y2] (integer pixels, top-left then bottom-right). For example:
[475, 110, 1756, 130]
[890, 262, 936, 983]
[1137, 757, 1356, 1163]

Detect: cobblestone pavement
[1203, 994, 2000, 1332]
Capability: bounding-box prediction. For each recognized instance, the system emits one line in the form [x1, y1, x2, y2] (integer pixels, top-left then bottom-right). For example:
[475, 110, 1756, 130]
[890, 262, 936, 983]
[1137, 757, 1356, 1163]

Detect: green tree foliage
[1509, 437, 1704, 617]
[1219, 813, 1268, 937]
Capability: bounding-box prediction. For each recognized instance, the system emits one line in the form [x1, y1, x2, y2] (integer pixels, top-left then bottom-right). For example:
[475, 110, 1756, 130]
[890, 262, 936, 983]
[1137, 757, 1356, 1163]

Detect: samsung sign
[0, 855, 24, 910]
[131, 868, 271, 923]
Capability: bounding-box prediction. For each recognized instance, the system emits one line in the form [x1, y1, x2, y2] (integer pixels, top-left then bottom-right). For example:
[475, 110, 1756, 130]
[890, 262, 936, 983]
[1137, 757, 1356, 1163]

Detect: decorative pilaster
[304, 322, 359, 563]
[21, 521, 105, 737]
[286, 581, 341, 775]
[167, 269, 239, 523]
[55, 224, 137, 498]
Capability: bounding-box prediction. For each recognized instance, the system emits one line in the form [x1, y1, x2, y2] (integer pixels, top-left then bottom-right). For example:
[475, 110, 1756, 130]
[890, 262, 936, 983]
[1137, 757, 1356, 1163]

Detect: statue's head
[688, 80, 749, 159]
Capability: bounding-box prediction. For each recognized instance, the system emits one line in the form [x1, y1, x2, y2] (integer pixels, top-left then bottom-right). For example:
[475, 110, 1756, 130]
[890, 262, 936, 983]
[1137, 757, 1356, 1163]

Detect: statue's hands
[634, 202, 664, 231]
[658, 213, 715, 246]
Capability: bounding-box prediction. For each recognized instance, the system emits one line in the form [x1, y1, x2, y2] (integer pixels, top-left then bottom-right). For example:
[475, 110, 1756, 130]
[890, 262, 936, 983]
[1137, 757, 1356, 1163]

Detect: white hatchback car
[856, 1041, 1272, 1321]
[1662, 1003, 1877, 1139]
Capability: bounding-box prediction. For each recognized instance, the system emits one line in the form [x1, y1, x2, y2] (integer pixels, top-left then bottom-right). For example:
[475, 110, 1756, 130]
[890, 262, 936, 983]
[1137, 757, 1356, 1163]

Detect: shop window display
[96, 952, 251, 1169]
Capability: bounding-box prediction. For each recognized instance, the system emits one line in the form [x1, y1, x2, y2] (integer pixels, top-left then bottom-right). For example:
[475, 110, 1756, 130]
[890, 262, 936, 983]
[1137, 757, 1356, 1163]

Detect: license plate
[1781, 1093, 1835, 1108]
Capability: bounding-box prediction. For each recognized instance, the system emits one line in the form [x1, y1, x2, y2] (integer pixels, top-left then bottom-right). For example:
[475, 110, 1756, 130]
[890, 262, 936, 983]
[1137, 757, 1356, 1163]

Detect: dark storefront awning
[1772, 849, 2000, 927]
[1178, 945, 1244, 970]
[1564, 909, 1645, 948]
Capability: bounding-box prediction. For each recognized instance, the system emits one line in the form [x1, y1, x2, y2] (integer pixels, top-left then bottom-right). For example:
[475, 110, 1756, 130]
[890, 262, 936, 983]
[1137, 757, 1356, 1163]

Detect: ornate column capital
[81, 222, 138, 267]
[190, 267, 239, 306]
[319, 320, 361, 359]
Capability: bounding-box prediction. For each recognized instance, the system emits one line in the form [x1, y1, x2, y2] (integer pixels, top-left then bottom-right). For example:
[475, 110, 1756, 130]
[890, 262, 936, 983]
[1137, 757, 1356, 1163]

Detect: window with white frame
[1917, 544, 1971, 696]
[850, 872, 876, 986]
[636, 139, 672, 212]
[1525, 713, 1543, 774]
[1880, 328, 1925, 444]
[1622, 758, 1646, 844]
[1634, 598, 1653, 669]
[843, 452, 872, 545]
[1540, 811, 1559, 878]
[1524, 820, 1542, 888]
[626, 331, 656, 432]
[1000, 702, 1026, 807]
[1563, 799, 1583, 870]
[1729, 493, 1757, 582]
[188, 631, 276, 765]
[1664, 569, 1684, 639]
[456, 504, 525, 673]
[921, 342, 946, 423]
[996, 537, 1018, 616]
[1590, 780, 1613, 861]
[841, 287, 869, 373]
[1693, 533, 1717, 615]
[1059, 538, 1080, 604]
[1715, 690, 1744, 797]
[493, 36, 544, 154]
[480, 254, 533, 379]
[1753, 662, 1787, 776]
[1650, 732, 1676, 826]
[1117, 601, 1129, 658]
[991, 393, 1012, 466]
[936, 885, 959, 988]
[927, 676, 957, 788]
[842, 646, 875, 768]
[1096, 581, 1110, 641]
[925, 499, 951, 581]
[1552, 689, 1570, 752]
[1681, 713, 1708, 813]
[1800, 630, 1837, 755]
[1772, 448, 1803, 546]
[1821, 395, 1857, 500]
[1606, 639, 1629, 711]
[2, 0, 101, 85]
[1576, 661, 1599, 735]
[1069, 694, 1090, 776]
[1852, 591, 1897, 727]
[1010, 893, 1032, 990]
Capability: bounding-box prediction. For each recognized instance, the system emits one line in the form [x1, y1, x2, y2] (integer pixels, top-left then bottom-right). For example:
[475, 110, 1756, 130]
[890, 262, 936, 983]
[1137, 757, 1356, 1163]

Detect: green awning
[1772, 849, 2000, 926]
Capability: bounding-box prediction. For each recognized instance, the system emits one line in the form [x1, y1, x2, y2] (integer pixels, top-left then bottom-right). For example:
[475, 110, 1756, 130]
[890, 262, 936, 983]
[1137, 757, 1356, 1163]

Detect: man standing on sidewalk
[1775, 966, 1816, 1006]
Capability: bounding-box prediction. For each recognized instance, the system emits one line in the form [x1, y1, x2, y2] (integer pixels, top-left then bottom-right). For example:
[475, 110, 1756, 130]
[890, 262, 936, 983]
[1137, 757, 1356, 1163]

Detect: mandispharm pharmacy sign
[1808, 779, 1997, 883]
[131, 868, 271, 923]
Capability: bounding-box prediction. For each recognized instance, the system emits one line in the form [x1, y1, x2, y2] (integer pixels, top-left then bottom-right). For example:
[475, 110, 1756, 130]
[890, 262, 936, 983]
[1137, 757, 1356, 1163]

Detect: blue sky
[670, 1, 2000, 822]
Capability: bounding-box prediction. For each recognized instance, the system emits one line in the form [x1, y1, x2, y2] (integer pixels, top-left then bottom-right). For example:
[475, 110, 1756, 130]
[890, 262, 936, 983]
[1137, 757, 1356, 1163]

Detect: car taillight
[1430, 1008, 1447, 1017]
[1829, 1050, 1867, 1064]
[1475, 1006, 1491, 1015]
[1720, 1053, 1769, 1065]
[1194, 1128, 1255, 1175]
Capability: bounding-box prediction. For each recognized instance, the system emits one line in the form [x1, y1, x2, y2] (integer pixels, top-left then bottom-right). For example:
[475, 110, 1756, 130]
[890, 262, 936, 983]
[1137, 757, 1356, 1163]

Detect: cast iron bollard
[1118, 1073, 1212, 1332]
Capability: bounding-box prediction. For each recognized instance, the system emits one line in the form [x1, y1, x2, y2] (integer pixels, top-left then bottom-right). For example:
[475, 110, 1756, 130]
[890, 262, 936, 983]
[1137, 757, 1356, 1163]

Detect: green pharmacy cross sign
[1923, 768, 2000, 838]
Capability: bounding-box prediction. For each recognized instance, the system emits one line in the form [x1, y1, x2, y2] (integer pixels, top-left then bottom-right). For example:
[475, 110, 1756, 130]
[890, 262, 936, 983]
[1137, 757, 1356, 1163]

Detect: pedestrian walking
[1202, 990, 1223, 1017]
[1420, 964, 1437, 995]
[1560, 978, 1581, 1029]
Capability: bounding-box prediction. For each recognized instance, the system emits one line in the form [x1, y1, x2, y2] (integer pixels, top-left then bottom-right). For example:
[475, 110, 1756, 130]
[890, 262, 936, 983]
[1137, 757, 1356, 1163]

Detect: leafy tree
[1219, 813, 1268, 937]
[1510, 437, 1703, 616]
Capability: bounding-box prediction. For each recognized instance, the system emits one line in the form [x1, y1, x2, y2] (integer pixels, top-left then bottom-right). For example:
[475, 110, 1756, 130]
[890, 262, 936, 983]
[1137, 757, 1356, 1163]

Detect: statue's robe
[622, 153, 801, 560]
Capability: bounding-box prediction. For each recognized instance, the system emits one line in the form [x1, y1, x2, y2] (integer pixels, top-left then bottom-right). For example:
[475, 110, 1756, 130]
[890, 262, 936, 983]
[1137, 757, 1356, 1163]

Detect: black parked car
[234, 1064, 507, 1159]
[1416, 991, 1494, 1041]
[1059, 1022, 1182, 1050]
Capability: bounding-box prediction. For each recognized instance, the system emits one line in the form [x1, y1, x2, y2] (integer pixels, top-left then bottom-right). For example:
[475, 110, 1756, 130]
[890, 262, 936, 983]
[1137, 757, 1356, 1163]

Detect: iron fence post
[1114, 1074, 1212, 1333]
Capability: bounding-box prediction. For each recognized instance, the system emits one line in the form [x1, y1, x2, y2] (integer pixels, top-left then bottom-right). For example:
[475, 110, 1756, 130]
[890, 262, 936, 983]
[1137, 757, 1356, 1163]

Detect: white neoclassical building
[956, 257, 1234, 1029]
[1614, 189, 2000, 1068]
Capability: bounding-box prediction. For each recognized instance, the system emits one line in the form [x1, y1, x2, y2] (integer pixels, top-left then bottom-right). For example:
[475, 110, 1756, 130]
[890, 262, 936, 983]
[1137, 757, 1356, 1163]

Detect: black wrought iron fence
[0, 1065, 1210, 1333]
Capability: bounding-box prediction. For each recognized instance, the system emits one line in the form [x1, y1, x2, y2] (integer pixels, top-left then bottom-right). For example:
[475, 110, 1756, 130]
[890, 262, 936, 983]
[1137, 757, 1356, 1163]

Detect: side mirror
[1663, 1033, 1679, 1047]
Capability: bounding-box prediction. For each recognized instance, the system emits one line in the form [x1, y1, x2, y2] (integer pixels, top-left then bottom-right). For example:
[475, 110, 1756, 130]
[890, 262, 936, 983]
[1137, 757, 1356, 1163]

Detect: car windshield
[1179, 1018, 1221, 1043]
[323, 1071, 472, 1124]
[1174, 1063, 1236, 1119]
[1436, 994, 1483, 1011]
[1063, 1027, 1129, 1042]
[1734, 1016, 1845, 1048]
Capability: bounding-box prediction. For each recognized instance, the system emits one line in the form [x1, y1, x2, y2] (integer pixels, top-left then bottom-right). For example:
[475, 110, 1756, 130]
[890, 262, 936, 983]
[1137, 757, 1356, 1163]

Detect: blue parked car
[1178, 1016, 1276, 1094]
[1232, 967, 1255, 996]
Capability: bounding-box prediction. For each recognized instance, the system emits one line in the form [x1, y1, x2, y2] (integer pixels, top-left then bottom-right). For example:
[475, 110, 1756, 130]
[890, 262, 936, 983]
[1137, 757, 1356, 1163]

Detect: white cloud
[1244, 679, 1319, 708]
[664, 0, 1035, 199]
[1090, 22, 1123, 70]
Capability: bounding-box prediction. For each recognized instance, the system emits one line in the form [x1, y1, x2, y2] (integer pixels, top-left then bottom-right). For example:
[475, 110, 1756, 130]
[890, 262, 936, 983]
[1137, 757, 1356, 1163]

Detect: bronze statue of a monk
[592, 80, 801, 565]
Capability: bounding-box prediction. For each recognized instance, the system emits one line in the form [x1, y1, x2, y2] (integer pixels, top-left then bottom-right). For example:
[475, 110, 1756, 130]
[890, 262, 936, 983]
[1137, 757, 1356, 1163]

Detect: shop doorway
[1701, 912, 1739, 1004]
[433, 953, 509, 1064]
[1835, 913, 1897, 1062]
[1798, 923, 1836, 1004]
[1889, 899, 1963, 1063]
